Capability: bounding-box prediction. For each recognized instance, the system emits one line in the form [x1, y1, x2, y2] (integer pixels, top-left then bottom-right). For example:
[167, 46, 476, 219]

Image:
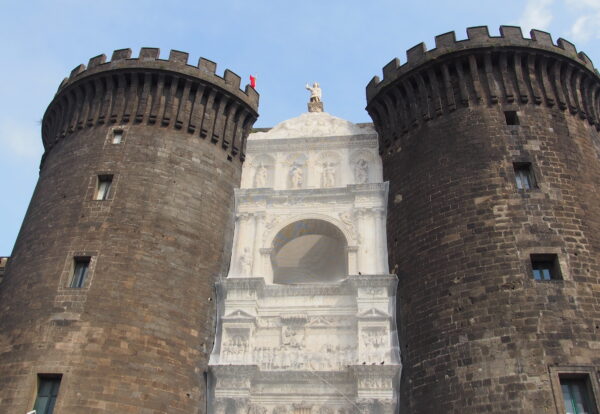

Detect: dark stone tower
[0, 48, 258, 413]
[367, 26, 600, 413]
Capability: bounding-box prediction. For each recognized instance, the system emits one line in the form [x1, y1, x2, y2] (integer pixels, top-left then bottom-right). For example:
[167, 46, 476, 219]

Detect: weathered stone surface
[0, 257, 7, 284]
[0, 49, 258, 413]
[368, 27, 600, 414]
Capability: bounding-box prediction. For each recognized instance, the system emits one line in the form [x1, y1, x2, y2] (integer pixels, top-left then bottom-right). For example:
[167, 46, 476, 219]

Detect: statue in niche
[354, 159, 369, 184]
[290, 164, 304, 189]
[254, 162, 268, 187]
[322, 162, 336, 187]
[305, 82, 322, 102]
[239, 247, 252, 276]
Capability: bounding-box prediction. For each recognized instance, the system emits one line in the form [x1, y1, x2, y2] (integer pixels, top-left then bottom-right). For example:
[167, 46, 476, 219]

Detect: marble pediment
[357, 308, 391, 320]
[222, 309, 257, 322]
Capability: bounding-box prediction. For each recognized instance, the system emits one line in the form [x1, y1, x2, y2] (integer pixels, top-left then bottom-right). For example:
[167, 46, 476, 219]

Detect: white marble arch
[261, 213, 359, 284]
[270, 218, 348, 284]
[210, 110, 401, 413]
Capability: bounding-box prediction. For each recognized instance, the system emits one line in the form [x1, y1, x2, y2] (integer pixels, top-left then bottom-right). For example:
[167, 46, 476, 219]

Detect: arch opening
[271, 219, 348, 284]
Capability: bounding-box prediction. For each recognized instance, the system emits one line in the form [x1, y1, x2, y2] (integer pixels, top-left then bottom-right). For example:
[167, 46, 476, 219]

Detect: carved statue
[322, 162, 336, 187]
[305, 82, 322, 102]
[354, 159, 369, 184]
[290, 165, 303, 189]
[239, 247, 252, 275]
[254, 163, 268, 187]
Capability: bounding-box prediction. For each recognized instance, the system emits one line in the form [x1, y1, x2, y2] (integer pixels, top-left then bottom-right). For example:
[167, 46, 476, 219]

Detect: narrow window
[531, 254, 561, 281]
[560, 376, 597, 414]
[112, 129, 123, 144]
[95, 175, 113, 200]
[504, 110, 520, 125]
[70, 257, 90, 288]
[514, 162, 536, 190]
[33, 375, 61, 414]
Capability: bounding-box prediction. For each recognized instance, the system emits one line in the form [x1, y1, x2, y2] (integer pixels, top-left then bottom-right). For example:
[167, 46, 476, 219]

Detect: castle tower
[0, 49, 258, 413]
[208, 99, 401, 413]
[367, 26, 600, 413]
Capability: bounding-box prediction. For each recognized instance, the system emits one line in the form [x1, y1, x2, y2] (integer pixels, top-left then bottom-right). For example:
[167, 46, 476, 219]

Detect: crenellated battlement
[42, 48, 259, 161]
[366, 26, 600, 151]
[57, 48, 258, 106]
[367, 25, 597, 102]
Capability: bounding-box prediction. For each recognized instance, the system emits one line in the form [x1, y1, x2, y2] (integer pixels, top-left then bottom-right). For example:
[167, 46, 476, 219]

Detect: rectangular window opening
[504, 110, 520, 125]
[70, 257, 90, 288]
[95, 175, 113, 200]
[33, 374, 62, 414]
[531, 253, 562, 281]
[560, 374, 597, 414]
[513, 162, 536, 190]
[112, 129, 123, 144]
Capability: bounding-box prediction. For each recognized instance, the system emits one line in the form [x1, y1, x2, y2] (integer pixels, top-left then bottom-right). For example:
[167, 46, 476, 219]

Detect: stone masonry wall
[0, 49, 258, 413]
[367, 26, 600, 413]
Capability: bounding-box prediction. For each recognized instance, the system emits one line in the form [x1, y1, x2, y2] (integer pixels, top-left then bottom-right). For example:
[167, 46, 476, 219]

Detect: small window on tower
[560, 375, 597, 414]
[530, 254, 561, 281]
[112, 129, 123, 144]
[95, 175, 113, 200]
[513, 162, 536, 190]
[33, 374, 62, 414]
[70, 257, 90, 288]
[504, 110, 520, 125]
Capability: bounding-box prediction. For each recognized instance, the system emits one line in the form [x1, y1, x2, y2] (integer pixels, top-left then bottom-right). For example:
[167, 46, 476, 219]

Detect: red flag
[250, 75, 256, 88]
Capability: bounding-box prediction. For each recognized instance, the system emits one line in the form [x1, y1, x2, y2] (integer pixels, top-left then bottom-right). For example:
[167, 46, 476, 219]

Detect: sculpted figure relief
[322, 162, 336, 187]
[354, 159, 369, 184]
[290, 165, 304, 189]
[305, 82, 322, 102]
[239, 247, 253, 275]
[254, 163, 268, 187]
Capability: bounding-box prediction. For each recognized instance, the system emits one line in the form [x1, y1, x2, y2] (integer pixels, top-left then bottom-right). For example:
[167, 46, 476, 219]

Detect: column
[234, 213, 256, 277]
[260, 248, 274, 283]
[355, 208, 367, 274]
[374, 208, 388, 274]
[252, 213, 265, 277]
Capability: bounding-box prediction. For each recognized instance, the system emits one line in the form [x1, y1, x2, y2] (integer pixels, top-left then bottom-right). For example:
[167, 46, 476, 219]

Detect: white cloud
[518, 0, 555, 31]
[0, 118, 44, 159]
[565, 0, 600, 42]
[566, 0, 600, 8]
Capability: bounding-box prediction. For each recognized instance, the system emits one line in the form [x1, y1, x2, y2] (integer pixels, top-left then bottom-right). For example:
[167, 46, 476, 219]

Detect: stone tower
[367, 26, 600, 413]
[0, 48, 258, 413]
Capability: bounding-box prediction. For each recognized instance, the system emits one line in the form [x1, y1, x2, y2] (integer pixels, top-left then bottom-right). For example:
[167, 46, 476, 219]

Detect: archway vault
[270, 219, 348, 284]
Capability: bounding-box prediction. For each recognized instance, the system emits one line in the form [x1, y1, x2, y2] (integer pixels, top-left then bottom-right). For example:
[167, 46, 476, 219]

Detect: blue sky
[1, 0, 600, 254]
